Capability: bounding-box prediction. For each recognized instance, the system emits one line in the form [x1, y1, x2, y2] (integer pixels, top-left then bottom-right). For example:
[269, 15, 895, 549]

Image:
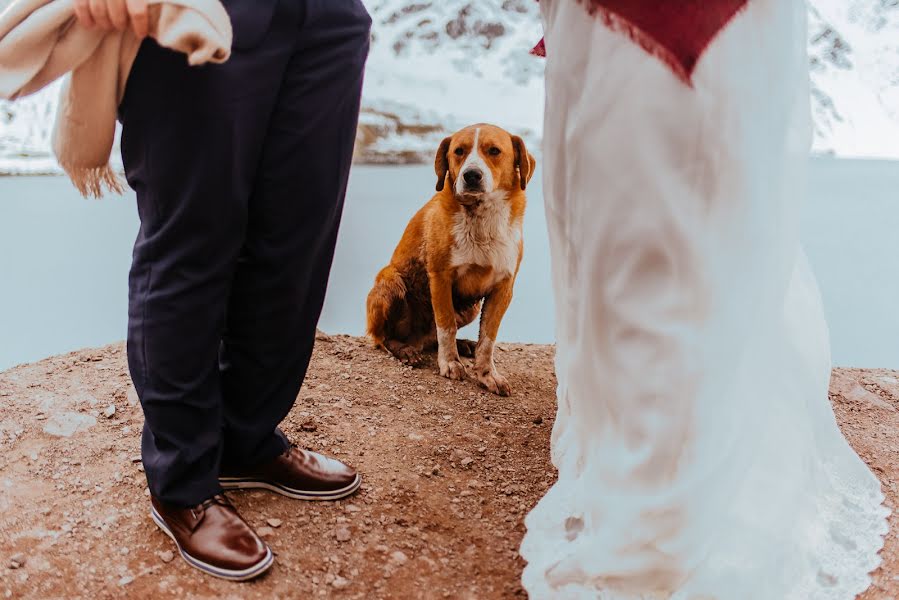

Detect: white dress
[520, 1, 889, 598]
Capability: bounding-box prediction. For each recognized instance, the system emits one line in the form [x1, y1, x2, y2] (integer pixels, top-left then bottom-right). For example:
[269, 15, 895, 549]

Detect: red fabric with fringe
[531, 0, 748, 85]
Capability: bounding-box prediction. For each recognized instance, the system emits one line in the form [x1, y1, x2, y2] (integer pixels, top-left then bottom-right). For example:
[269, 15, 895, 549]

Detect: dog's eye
[454, 148, 465, 156]
[488, 147, 501, 156]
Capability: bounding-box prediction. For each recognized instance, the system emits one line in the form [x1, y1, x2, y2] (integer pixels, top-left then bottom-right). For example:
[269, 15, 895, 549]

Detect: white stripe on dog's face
[455, 128, 495, 197]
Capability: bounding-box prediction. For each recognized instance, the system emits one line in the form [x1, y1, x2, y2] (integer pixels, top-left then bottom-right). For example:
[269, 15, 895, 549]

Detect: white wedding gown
[520, 1, 889, 598]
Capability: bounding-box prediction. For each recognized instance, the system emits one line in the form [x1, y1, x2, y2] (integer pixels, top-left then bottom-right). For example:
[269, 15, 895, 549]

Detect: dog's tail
[366, 266, 406, 348]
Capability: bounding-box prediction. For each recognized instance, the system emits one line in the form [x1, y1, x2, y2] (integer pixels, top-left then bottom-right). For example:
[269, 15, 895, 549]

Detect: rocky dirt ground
[1, 334, 898, 599]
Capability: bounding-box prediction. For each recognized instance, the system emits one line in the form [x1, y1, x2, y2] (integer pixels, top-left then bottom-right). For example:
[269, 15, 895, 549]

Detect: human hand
[73, 0, 150, 39]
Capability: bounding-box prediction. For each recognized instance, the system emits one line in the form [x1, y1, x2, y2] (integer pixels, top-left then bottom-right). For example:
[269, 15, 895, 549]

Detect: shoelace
[190, 494, 231, 521]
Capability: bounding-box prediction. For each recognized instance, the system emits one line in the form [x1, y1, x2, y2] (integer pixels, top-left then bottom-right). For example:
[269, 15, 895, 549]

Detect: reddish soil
[0, 334, 897, 599]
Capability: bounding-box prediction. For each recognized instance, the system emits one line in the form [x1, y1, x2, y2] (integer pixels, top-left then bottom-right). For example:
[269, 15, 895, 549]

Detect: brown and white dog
[365, 124, 535, 396]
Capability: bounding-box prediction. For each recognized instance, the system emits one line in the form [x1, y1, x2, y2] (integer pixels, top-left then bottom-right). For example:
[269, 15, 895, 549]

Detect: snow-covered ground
[1, 0, 897, 173]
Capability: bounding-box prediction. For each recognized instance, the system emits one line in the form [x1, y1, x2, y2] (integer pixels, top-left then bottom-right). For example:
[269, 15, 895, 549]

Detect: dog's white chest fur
[450, 191, 521, 280]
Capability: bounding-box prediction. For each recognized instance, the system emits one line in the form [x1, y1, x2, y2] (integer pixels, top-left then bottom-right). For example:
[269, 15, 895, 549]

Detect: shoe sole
[150, 506, 274, 581]
[219, 474, 362, 501]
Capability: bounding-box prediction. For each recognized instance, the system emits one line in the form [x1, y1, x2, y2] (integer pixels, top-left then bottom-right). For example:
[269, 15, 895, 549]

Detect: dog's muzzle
[459, 168, 485, 204]
[462, 169, 483, 188]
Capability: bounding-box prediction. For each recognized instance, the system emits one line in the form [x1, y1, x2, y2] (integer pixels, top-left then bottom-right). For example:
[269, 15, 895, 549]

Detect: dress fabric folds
[521, 1, 889, 598]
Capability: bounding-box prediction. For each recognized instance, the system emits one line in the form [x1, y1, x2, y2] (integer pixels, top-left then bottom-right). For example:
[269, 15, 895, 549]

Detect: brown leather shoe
[219, 446, 361, 501]
[150, 494, 273, 581]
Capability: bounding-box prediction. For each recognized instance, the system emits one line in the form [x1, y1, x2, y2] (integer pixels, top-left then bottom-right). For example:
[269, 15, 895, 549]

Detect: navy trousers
[118, 0, 371, 506]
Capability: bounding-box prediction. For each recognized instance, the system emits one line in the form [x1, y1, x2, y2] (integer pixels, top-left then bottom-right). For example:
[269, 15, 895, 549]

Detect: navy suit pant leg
[118, 0, 371, 506]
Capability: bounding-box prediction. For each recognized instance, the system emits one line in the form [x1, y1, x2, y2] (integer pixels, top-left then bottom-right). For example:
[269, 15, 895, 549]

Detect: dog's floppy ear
[435, 136, 452, 192]
[512, 135, 534, 191]
[527, 151, 537, 186]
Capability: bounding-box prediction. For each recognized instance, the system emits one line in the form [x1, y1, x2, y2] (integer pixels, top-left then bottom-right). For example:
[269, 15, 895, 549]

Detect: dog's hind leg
[456, 339, 477, 358]
[384, 339, 425, 367]
[366, 265, 407, 349]
[454, 302, 481, 358]
[414, 327, 473, 358]
[367, 267, 429, 366]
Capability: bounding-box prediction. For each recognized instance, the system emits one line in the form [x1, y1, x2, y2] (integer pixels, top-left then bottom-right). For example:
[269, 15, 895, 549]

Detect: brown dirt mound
[0, 335, 897, 599]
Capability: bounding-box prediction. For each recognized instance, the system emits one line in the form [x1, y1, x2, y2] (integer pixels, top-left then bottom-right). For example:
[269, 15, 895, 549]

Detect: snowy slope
[0, 84, 63, 174]
[809, 0, 899, 157]
[1, 0, 897, 173]
[357, 0, 545, 162]
[362, 0, 899, 160]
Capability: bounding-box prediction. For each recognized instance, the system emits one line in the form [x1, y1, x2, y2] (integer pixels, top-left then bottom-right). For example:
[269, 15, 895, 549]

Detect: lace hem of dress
[799, 459, 889, 600]
[520, 458, 890, 599]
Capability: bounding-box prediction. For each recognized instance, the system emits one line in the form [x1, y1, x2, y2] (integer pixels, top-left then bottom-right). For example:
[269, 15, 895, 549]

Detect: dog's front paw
[439, 359, 467, 381]
[478, 370, 511, 396]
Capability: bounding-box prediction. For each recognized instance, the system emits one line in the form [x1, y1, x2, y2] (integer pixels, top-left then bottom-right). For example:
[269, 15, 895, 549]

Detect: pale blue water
[0, 158, 897, 371]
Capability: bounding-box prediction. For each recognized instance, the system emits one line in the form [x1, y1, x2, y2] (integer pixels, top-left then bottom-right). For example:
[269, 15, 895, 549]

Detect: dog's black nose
[463, 170, 483, 186]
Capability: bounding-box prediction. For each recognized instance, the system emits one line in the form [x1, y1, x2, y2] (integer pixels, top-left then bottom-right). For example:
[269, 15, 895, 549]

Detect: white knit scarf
[0, 0, 232, 196]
